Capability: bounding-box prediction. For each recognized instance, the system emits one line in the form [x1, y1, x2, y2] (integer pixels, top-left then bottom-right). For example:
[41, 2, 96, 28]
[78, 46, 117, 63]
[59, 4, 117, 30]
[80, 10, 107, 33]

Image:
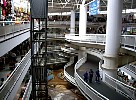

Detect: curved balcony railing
[48, 21, 79, 25]
[123, 64, 136, 75]
[121, 35, 136, 51]
[129, 64, 136, 72]
[48, 58, 67, 64]
[48, 21, 105, 26]
[0, 50, 31, 99]
[65, 34, 106, 45]
[22, 76, 32, 100]
[48, 21, 70, 25]
[47, 46, 61, 51]
[75, 57, 109, 100]
[39, 58, 67, 65]
[104, 73, 136, 100]
[47, 33, 65, 38]
[61, 47, 78, 55]
[64, 57, 77, 86]
[65, 34, 136, 51]
[86, 48, 103, 59]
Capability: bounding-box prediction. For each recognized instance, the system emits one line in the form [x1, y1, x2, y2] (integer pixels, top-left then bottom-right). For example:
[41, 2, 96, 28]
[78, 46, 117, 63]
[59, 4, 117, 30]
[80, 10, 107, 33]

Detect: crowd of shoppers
[83, 68, 100, 84]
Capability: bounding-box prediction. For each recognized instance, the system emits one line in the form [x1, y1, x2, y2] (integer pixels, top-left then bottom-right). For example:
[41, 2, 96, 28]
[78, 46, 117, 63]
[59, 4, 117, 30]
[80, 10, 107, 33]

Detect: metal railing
[124, 64, 136, 75]
[47, 58, 67, 63]
[47, 21, 105, 26]
[47, 33, 65, 38]
[129, 64, 136, 73]
[0, 50, 31, 99]
[47, 46, 61, 51]
[65, 34, 106, 45]
[65, 34, 136, 51]
[39, 58, 68, 65]
[0, 21, 39, 42]
[104, 73, 136, 100]
[75, 57, 109, 100]
[86, 48, 103, 59]
[48, 21, 70, 25]
[0, 21, 30, 36]
[64, 57, 77, 86]
[121, 35, 136, 51]
[61, 47, 77, 54]
[22, 76, 32, 100]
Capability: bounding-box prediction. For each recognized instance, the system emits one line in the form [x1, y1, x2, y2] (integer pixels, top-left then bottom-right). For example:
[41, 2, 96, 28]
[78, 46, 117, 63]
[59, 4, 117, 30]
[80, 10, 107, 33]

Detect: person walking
[83, 71, 88, 83]
[89, 69, 94, 83]
[95, 68, 100, 83]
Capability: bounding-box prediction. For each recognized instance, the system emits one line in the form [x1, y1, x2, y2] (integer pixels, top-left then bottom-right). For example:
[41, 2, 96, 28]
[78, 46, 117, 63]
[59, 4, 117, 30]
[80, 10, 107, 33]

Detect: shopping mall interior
[0, 0, 136, 100]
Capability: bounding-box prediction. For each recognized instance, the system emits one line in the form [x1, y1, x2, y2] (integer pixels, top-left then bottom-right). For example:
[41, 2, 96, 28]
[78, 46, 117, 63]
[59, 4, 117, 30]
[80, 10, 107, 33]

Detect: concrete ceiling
[48, 0, 136, 13]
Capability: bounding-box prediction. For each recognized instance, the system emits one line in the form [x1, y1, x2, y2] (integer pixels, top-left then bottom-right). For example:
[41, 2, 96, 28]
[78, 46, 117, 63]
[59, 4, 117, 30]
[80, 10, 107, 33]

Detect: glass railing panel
[65, 34, 106, 45]
[0, 22, 30, 36]
[121, 35, 136, 51]
[125, 36, 135, 46]
[65, 34, 136, 51]
[0, 21, 39, 42]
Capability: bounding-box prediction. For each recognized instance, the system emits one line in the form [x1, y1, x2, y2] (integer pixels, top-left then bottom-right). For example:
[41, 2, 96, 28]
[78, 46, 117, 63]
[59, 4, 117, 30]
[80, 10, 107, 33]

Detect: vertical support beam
[102, 0, 123, 79]
[44, 18, 48, 98]
[30, 0, 48, 99]
[30, 18, 37, 99]
[79, 5, 87, 36]
[70, 10, 75, 34]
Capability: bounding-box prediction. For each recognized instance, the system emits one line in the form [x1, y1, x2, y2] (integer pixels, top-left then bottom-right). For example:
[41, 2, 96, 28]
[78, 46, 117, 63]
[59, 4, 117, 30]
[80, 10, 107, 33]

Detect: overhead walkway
[65, 34, 136, 52]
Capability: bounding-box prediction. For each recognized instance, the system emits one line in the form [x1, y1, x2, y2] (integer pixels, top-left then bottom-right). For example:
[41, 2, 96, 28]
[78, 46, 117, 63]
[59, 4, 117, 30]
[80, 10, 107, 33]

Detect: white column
[102, 0, 123, 78]
[70, 10, 75, 34]
[79, 5, 87, 36]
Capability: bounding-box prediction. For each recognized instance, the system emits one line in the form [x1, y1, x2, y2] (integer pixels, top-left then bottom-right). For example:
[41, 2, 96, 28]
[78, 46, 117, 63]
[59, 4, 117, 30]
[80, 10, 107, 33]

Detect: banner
[30, 0, 48, 18]
[89, 0, 100, 15]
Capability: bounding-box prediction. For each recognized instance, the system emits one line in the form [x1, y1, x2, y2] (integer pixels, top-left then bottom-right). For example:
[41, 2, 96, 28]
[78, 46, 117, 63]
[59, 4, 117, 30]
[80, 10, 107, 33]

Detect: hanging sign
[89, 0, 100, 15]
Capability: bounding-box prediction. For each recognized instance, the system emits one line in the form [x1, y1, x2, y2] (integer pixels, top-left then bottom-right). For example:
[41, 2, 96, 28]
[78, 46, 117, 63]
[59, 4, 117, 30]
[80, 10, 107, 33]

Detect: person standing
[95, 68, 100, 83]
[89, 69, 94, 83]
[83, 71, 88, 83]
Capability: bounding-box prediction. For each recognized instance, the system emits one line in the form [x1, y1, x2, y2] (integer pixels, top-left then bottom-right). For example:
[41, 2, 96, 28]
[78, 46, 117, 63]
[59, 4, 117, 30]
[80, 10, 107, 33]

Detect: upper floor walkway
[65, 34, 136, 52]
[0, 21, 65, 57]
